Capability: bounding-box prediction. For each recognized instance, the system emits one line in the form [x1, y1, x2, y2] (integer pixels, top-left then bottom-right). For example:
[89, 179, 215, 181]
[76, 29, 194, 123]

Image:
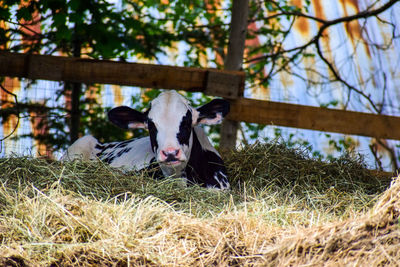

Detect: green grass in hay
[0, 141, 392, 221]
[227, 142, 392, 220]
[0, 156, 233, 217]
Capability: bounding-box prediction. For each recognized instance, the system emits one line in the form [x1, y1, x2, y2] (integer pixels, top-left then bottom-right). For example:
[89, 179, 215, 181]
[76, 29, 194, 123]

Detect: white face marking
[147, 91, 194, 171]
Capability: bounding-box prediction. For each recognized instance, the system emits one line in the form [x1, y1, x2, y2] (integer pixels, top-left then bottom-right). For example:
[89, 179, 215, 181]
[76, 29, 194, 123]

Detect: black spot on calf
[177, 110, 192, 146]
[104, 156, 115, 164]
[185, 130, 229, 189]
[116, 147, 132, 158]
[147, 119, 158, 152]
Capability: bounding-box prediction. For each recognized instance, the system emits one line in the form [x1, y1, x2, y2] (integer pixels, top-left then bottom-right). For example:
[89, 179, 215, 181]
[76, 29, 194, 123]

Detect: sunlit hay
[0, 185, 183, 265]
[2, 178, 398, 266]
[0, 182, 278, 265]
[247, 175, 400, 266]
[0, 184, 247, 265]
[0, 142, 397, 265]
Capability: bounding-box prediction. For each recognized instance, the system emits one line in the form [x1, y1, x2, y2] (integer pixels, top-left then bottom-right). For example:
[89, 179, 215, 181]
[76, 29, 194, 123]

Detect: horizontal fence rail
[1, 51, 400, 142]
[228, 98, 400, 140]
[0, 51, 245, 99]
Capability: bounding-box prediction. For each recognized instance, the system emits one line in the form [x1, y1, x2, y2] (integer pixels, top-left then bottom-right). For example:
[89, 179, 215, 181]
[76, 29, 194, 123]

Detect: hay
[226, 142, 390, 222]
[0, 142, 398, 266]
[0, 157, 233, 216]
[254, 177, 400, 266]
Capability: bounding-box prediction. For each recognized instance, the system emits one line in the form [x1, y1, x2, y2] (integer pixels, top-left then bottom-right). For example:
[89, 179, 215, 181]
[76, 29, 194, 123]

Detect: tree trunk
[220, 0, 249, 150]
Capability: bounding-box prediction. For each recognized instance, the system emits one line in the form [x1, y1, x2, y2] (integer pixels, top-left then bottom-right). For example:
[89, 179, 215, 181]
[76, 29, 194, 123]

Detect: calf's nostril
[160, 148, 182, 162]
[162, 149, 180, 157]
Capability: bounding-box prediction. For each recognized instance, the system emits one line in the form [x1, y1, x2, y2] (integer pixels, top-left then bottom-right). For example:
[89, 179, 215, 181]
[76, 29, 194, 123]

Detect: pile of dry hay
[0, 142, 398, 266]
[257, 175, 400, 266]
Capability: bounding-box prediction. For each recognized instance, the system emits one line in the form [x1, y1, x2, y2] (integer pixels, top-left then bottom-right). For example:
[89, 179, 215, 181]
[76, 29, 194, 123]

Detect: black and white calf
[63, 90, 230, 189]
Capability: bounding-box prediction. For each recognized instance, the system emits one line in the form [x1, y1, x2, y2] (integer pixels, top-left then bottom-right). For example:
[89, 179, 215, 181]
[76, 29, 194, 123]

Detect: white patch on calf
[61, 135, 155, 171]
[108, 137, 154, 170]
[61, 135, 98, 161]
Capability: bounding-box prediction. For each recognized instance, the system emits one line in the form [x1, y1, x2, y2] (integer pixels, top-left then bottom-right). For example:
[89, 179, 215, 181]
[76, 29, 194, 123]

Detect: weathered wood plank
[228, 98, 400, 140]
[205, 71, 243, 99]
[0, 51, 244, 98]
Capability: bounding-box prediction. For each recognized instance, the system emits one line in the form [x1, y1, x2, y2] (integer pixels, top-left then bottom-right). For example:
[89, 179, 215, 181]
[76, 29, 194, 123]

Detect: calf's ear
[196, 99, 230, 125]
[108, 106, 147, 129]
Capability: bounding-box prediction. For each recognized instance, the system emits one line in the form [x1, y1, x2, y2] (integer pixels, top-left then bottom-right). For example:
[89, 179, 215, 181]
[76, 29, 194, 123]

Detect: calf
[63, 90, 230, 189]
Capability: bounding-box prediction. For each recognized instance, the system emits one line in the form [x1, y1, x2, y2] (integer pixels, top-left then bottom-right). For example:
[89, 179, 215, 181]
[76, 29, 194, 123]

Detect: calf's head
[107, 91, 230, 177]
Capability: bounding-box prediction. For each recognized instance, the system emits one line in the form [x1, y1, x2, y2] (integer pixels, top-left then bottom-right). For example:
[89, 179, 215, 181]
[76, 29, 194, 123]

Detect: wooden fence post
[220, 0, 249, 151]
[68, 36, 82, 144]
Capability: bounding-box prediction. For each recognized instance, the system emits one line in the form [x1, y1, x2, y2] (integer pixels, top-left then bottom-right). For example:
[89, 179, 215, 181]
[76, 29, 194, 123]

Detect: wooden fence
[1, 51, 400, 141]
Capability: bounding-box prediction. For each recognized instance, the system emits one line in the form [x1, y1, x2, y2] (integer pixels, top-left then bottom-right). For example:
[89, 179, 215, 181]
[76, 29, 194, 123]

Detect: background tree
[242, 0, 400, 170]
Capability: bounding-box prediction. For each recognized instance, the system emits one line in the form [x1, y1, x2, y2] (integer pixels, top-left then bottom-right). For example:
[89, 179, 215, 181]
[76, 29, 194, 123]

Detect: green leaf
[52, 12, 66, 27]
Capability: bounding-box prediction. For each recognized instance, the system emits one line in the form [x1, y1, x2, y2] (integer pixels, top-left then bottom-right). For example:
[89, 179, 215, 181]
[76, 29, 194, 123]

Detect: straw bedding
[0, 142, 397, 266]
